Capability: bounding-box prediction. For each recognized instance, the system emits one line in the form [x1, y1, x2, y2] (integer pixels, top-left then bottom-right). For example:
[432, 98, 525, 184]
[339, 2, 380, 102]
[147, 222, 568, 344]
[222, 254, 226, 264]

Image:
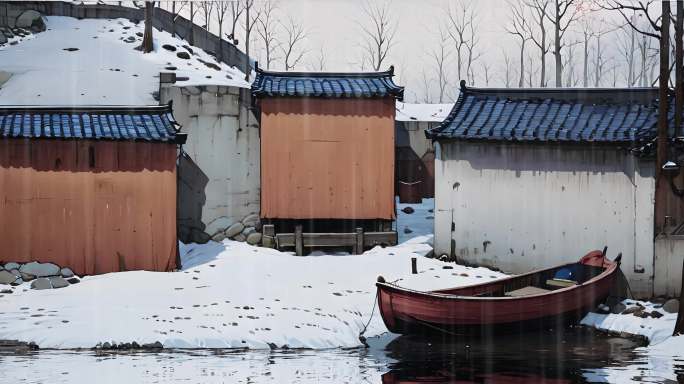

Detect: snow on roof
[0, 16, 249, 106]
[395, 102, 453, 122]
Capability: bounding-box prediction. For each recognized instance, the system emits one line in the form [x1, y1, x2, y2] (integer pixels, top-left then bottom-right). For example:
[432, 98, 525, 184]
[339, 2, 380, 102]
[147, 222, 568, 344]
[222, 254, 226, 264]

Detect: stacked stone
[190, 213, 263, 246]
[0, 9, 46, 46]
[0, 261, 80, 291]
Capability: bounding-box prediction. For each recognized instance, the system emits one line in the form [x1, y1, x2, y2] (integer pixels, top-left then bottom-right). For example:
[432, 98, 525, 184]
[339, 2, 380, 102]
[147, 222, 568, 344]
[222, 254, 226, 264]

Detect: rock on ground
[15, 10, 42, 29]
[60, 267, 74, 278]
[246, 232, 262, 245]
[48, 276, 69, 289]
[663, 299, 680, 314]
[0, 270, 19, 285]
[225, 222, 245, 238]
[19, 262, 60, 277]
[30, 278, 52, 290]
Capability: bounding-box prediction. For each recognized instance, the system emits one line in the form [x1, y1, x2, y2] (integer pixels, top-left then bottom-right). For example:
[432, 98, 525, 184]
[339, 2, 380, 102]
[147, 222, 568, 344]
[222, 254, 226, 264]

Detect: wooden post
[676, 0, 683, 138]
[295, 225, 303, 256]
[674, 257, 684, 336]
[262, 224, 275, 249]
[411, 257, 417, 274]
[655, 0, 671, 233]
[355, 227, 364, 255]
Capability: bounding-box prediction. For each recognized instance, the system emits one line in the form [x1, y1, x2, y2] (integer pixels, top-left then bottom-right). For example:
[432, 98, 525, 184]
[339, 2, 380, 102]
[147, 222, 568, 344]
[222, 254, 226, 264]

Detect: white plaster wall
[402, 121, 435, 157]
[433, 141, 655, 298]
[161, 85, 260, 236]
[654, 235, 684, 297]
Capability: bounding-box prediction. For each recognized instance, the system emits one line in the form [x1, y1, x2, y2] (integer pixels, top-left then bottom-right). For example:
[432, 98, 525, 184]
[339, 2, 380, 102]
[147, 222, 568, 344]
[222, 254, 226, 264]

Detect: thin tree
[188, 1, 200, 45]
[225, 1, 243, 45]
[256, 0, 279, 69]
[358, 0, 397, 71]
[591, 29, 610, 87]
[420, 69, 433, 103]
[619, 22, 638, 87]
[429, 27, 451, 103]
[280, 16, 307, 71]
[169, 1, 188, 38]
[445, 1, 478, 83]
[215, 1, 231, 60]
[502, 50, 513, 88]
[525, 0, 552, 87]
[200, 1, 214, 32]
[546, 0, 581, 86]
[506, 0, 532, 88]
[243, 0, 261, 81]
[309, 46, 326, 71]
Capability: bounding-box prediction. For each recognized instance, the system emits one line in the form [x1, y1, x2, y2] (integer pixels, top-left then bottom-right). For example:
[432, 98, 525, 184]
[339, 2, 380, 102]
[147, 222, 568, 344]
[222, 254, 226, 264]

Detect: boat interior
[434, 262, 608, 298]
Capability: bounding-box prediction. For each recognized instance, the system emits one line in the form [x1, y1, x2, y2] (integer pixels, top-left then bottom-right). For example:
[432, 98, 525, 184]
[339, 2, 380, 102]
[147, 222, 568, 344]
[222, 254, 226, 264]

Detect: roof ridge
[254, 65, 395, 79]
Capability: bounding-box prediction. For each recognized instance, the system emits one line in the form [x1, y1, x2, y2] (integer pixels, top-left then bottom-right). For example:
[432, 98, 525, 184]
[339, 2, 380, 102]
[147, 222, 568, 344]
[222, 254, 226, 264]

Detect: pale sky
[163, 0, 655, 103]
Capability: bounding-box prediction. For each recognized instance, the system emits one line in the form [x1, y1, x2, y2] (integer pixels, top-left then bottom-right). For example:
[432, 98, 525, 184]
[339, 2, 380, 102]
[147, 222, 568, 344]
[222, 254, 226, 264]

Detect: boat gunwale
[376, 256, 619, 302]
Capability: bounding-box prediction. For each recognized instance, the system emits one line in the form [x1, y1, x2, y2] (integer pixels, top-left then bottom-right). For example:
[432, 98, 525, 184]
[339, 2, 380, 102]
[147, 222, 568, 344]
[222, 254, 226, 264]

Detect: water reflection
[0, 327, 680, 384]
[381, 326, 646, 384]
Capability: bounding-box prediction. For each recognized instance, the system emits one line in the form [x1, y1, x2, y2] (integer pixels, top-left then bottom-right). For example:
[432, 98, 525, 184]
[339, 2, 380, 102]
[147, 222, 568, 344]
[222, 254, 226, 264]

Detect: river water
[0, 327, 681, 383]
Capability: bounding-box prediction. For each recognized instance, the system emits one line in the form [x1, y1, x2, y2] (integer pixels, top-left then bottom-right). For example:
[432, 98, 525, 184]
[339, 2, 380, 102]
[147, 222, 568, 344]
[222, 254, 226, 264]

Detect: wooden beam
[354, 227, 364, 255]
[262, 224, 275, 248]
[276, 231, 397, 248]
[294, 225, 303, 256]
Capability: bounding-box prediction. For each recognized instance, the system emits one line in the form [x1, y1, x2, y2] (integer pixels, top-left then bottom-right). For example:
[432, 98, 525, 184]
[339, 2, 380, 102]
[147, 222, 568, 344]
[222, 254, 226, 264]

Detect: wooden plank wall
[260, 97, 396, 220]
[0, 139, 177, 275]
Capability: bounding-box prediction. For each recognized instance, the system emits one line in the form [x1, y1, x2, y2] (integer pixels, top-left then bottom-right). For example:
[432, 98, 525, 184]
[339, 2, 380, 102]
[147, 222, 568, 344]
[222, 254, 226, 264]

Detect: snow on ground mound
[0, 16, 248, 105]
[0, 236, 506, 350]
[581, 300, 677, 344]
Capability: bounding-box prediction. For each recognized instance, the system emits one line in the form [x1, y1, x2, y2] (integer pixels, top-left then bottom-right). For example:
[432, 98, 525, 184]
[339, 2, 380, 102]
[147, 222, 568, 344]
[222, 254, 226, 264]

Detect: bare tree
[243, 0, 261, 81]
[215, 1, 231, 60]
[309, 46, 326, 71]
[562, 41, 581, 86]
[168, 1, 188, 37]
[358, 1, 397, 71]
[547, 0, 581, 86]
[445, 1, 478, 84]
[200, 1, 214, 32]
[280, 16, 307, 71]
[256, 0, 279, 69]
[525, 0, 552, 87]
[591, 27, 610, 87]
[140, 1, 154, 53]
[429, 28, 451, 103]
[481, 62, 493, 87]
[618, 22, 639, 87]
[420, 69, 433, 103]
[225, 1, 243, 45]
[506, 0, 532, 87]
[501, 50, 513, 88]
[188, 1, 201, 45]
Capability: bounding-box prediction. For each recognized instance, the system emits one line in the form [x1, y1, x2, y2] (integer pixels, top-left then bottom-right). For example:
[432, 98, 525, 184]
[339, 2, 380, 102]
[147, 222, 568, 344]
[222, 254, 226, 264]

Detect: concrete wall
[160, 84, 260, 242]
[0, 1, 249, 70]
[654, 235, 684, 297]
[433, 141, 655, 298]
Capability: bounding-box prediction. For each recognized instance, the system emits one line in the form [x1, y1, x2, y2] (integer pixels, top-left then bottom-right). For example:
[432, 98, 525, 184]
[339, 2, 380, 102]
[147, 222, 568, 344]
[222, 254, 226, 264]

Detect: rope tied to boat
[358, 290, 379, 347]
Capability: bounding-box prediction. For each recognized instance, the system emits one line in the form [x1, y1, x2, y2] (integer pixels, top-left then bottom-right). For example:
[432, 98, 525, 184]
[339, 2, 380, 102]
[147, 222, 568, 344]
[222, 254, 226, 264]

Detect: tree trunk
[553, 1, 562, 87]
[141, 1, 154, 53]
[244, 2, 250, 81]
[171, 1, 175, 37]
[595, 35, 601, 87]
[583, 33, 589, 87]
[655, 0, 671, 234]
[519, 40, 525, 88]
[189, 2, 195, 46]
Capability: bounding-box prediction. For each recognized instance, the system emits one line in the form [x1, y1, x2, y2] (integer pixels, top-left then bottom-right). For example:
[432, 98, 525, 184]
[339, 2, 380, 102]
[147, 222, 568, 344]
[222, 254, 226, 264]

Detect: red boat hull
[376, 251, 619, 334]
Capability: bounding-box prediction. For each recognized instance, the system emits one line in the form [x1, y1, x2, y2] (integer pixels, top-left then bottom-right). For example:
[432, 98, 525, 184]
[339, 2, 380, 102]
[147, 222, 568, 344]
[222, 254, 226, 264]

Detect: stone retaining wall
[0, 1, 250, 71]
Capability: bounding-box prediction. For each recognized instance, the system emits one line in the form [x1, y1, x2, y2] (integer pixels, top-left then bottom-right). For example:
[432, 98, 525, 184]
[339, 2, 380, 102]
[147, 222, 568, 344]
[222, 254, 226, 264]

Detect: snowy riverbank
[0, 235, 506, 350]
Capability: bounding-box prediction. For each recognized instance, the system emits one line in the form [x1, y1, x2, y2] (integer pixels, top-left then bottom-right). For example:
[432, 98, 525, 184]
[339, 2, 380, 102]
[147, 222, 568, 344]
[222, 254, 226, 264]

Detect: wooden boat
[376, 250, 621, 335]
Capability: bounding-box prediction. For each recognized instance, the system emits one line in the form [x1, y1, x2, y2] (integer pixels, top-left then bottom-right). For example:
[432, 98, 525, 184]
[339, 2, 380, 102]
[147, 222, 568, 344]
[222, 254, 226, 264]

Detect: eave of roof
[0, 103, 184, 143]
[251, 64, 404, 100]
[426, 81, 665, 145]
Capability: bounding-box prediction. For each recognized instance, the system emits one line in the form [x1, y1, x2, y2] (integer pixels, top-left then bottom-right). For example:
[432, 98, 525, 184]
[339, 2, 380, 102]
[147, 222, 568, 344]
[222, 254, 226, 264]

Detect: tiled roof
[251, 66, 404, 100]
[0, 104, 184, 143]
[427, 82, 665, 144]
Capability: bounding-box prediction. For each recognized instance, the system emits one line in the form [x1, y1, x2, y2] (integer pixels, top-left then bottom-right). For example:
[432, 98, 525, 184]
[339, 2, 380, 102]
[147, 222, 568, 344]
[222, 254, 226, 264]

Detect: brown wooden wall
[0, 139, 177, 275]
[260, 97, 396, 220]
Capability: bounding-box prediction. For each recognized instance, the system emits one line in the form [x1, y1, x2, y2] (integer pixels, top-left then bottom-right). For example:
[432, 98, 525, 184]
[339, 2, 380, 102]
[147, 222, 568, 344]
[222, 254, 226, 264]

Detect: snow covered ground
[0, 16, 248, 105]
[581, 301, 683, 382]
[0, 235, 506, 350]
[581, 300, 678, 344]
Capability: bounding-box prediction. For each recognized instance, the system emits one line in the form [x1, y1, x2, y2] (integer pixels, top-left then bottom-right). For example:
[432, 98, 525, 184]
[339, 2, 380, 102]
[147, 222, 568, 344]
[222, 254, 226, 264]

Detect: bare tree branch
[357, 0, 398, 71]
[280, 16, 307, 71]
